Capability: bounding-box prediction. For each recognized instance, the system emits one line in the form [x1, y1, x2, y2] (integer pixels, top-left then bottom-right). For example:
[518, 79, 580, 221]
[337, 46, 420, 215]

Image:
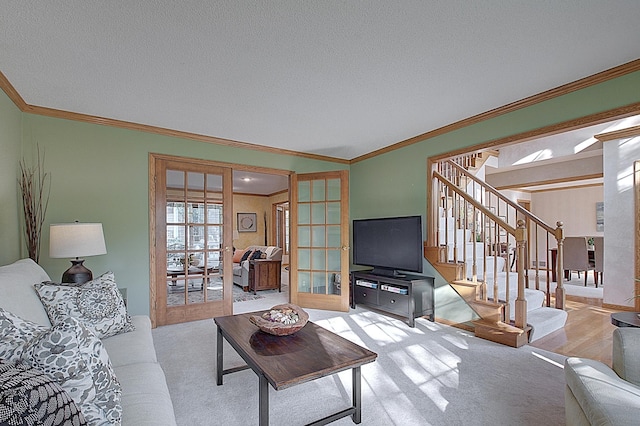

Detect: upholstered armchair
[565, 328, 640, 425]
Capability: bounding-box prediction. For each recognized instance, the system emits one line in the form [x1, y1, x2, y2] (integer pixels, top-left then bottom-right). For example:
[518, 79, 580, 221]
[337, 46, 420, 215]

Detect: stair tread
[452, 279, 483, 287]
[467, 299, 503, 308]
[473, 318, 526, 334]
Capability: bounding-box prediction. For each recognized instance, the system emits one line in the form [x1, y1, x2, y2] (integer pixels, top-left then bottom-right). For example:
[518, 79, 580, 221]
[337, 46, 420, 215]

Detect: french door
[290, 171, 350, 312]
[150, 155, 233, 326]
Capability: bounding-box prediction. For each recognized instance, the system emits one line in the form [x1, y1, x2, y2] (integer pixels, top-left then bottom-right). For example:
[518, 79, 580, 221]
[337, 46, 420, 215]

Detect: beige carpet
[153, 289, 567, 425]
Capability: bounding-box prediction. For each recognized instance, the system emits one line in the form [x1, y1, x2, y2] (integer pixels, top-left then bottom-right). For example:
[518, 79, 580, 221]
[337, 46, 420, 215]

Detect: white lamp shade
[233, 230, 240, 241]
[49, 223, 107, 258]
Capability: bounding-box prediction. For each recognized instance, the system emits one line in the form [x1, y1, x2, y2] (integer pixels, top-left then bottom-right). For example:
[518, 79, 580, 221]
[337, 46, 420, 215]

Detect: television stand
[370, 268, 406, 278]
[350, 271, 434, 327]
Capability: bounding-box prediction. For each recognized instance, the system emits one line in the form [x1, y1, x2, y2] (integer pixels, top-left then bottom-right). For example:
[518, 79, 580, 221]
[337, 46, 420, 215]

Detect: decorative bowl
[249, 303, 309, 336]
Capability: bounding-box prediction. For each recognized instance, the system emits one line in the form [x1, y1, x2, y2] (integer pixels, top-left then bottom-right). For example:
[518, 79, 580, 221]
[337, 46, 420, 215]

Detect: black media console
[350, 271, 435, 327]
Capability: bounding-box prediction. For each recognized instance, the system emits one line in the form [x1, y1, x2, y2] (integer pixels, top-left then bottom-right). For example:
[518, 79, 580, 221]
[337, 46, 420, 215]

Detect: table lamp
[49, 222, 107, 284]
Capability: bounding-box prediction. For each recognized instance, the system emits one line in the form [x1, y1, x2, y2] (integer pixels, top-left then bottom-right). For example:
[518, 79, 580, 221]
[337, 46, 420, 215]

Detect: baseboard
[602, 303, 636, 311]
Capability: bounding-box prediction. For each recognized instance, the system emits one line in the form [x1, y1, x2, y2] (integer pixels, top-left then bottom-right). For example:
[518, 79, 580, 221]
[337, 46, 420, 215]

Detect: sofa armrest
[613, 327, 640, 386]
[565, 357, 640, 425]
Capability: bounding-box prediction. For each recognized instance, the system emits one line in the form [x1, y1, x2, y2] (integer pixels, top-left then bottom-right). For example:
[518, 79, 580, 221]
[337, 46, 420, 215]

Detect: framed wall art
[237, 212, 257, 232]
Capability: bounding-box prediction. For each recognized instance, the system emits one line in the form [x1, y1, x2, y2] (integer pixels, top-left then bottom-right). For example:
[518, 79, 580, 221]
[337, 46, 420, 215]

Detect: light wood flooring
[529, 295, 619, 367]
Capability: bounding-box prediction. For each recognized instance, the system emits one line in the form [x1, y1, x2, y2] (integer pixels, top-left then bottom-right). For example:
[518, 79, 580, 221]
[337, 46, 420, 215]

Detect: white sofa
[0, 258, 177, 425]
[232, 245, 282, 291]
[565, 327, 640, 425]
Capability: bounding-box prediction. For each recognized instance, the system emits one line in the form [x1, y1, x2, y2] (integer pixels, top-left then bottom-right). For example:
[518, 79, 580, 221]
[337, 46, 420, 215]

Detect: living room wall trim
[595, 124, 640, 142]
[2, 60, 640, 166]
[429, 101, 640, 162]
[352, 59, 640, 163]
[0, 70, 27, 111]
[0, 71, 349, 166]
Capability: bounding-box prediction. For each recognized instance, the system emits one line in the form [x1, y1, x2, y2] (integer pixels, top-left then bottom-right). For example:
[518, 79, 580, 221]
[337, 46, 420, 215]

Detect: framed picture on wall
[237, 212, 257, 232]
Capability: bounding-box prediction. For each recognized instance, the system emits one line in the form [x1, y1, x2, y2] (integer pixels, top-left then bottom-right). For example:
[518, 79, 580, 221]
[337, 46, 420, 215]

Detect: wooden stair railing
[426, 158, 566, 347]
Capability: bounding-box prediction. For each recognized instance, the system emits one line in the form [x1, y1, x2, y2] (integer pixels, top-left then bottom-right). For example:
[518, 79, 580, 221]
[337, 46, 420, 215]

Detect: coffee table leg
[216, 326, 223, 385]
[352, 366, 361, 424]
[259, 374, 269, 426]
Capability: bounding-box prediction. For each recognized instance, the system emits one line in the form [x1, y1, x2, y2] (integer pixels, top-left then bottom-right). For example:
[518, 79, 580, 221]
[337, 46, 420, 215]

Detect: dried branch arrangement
[18, 147, 51, 263]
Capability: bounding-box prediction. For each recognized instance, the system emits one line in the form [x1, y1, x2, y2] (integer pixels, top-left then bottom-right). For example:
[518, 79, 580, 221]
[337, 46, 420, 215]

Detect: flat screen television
[352, 215, 423, 277]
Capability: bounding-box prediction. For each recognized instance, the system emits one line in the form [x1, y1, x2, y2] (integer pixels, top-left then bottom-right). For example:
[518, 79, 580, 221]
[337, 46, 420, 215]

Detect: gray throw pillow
[0, 308, 122, 425]
[34, 271, 134, 339]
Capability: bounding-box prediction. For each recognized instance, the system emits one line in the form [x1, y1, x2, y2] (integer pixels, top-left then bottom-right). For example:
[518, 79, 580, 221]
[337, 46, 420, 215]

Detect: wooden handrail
[432, 157, 566, 317]
[447, 160, 558, 236]
[433, 169, 516, 235]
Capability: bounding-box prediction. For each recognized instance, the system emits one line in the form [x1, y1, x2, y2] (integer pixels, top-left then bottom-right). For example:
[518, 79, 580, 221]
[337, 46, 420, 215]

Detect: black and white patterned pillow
[0, 359, 87, 426]
[34, 271, 134, 339]
[0, 311, 45, 362]
[0, 309, 122, 425]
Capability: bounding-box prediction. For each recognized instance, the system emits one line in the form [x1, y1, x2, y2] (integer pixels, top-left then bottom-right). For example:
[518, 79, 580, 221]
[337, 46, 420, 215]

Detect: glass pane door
[153, 156, 233, 326]
[291, 171, 349, 312]
[166, 171, 224, 306]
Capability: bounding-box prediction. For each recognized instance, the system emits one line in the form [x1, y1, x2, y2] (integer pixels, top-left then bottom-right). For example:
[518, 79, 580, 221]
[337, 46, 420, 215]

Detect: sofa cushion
[102, 315, 158, 367]
[250, 250, 262, 260]
[114, 363, 176, 426]
[0, 359, 87, 426]
[0, 259, 52, 327]
[0, 309, 123, 425]
[34, 271, 135, 339]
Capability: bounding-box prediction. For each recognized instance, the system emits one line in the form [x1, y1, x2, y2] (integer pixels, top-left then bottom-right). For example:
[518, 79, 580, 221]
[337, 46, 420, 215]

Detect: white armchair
[565, 327, 640, 425]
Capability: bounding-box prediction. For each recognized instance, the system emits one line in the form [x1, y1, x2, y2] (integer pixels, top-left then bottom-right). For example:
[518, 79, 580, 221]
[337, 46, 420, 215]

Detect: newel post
[514, 219, 528, 329]
[555, 222, 566, 310]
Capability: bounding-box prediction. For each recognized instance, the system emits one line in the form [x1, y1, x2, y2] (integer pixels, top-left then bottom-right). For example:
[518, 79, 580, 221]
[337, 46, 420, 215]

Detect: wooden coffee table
[611, 312, 640, 328]
[215, 312, 377, 425]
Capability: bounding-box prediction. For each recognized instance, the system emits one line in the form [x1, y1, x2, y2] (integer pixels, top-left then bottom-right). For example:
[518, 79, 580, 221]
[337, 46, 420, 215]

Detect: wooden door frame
[150, 155, 233, 326]
[149, 153, 293, 327]
[272, 200, 289, 259]
[290, 170, 350, 312]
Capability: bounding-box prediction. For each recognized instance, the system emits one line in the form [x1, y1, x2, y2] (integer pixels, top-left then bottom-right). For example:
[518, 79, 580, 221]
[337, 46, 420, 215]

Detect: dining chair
[562, 236, 596, 286]
[593, 236, 604, 288]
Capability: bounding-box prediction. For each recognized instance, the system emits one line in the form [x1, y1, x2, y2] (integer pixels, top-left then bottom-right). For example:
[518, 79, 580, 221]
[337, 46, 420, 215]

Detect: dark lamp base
[62, 259, 93, 284]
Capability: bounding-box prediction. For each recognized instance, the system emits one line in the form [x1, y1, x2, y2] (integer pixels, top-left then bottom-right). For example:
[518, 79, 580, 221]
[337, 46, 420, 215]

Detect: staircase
[426, 154, 568, 347]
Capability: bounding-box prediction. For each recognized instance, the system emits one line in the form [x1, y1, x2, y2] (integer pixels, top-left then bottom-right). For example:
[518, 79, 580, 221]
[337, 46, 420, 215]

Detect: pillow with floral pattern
[34, 271, 134, 339]
[0, 308, 122, 424]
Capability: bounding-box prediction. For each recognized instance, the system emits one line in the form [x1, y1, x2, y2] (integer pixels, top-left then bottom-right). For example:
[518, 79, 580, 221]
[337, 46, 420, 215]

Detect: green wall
[350, 70, 640, 321]
[2, 69, 640, 319]
[17, 115, 347, 315]
[0, 90, 22, 264]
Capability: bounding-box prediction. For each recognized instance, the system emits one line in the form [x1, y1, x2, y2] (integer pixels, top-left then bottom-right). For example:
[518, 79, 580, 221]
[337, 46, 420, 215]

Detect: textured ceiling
[1, 1, 640, 160]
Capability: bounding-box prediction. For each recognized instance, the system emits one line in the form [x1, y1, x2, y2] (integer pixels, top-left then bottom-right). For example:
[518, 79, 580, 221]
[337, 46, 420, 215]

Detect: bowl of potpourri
[249, 304, 309, 336]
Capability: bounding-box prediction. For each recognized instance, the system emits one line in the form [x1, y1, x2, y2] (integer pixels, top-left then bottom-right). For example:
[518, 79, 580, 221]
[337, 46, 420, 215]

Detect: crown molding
[595, 125, 640, 142]
[0, 74, 349, 165]
[351, 58, 640, 163]
[0, 70, 28, 110]
[2, 58, 640, 165]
